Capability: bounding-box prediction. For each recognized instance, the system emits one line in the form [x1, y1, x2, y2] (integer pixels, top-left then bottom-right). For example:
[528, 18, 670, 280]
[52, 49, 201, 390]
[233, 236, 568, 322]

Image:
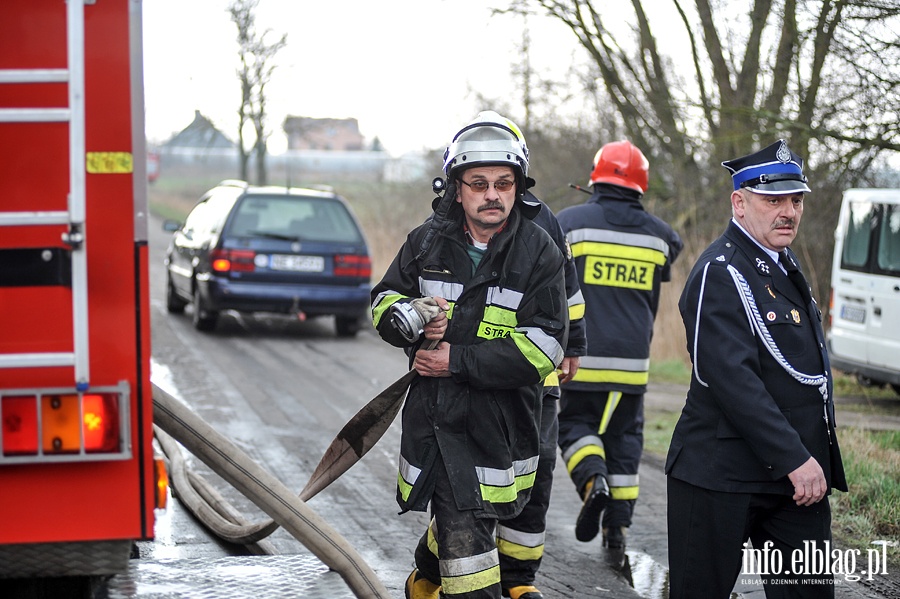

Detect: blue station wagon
[164, 181, 372, 336]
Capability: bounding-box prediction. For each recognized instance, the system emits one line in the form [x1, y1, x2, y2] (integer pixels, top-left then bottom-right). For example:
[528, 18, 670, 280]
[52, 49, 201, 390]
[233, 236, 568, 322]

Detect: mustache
[774, 219, 795, 228]
[478, 201, 505, 213]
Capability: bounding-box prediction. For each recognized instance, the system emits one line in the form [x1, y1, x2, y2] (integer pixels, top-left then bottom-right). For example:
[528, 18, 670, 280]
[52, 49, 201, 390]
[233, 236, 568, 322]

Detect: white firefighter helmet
[442, 110, 529, 180]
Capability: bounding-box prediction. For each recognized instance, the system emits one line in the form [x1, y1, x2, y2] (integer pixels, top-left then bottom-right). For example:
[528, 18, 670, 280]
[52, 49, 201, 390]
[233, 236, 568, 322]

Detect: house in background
[164, 110, 235, 151]
[158, 110, 236, 178]
[276, 115, 388, 181]
[283, 116, 365, 151]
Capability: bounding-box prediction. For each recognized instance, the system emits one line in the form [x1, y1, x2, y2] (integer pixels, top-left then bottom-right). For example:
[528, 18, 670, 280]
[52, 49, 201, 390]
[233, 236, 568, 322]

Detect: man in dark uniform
[555, 140, 682, 566]
[665, 139, 847, 598]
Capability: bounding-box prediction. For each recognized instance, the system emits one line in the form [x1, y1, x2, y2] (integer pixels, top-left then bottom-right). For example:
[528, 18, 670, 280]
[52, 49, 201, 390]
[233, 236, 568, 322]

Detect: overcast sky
[141, 1, 583, 156]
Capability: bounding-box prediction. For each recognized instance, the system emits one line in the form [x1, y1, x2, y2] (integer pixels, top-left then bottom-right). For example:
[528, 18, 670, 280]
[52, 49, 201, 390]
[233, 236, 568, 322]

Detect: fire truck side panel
[0, 0, 156, 560]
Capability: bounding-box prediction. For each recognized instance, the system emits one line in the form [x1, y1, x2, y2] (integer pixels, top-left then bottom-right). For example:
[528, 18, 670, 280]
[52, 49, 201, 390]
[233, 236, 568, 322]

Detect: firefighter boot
[502, 585, 544, 598]
[603, 526, 627, 570]
[405, 568, 442, 599]
[574, 475, 609, 542]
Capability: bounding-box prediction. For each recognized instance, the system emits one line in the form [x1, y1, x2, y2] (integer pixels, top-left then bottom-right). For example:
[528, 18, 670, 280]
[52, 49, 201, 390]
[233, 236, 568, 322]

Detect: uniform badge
[791, 309, 801, 324]
[765, 284, 776, 299]
[565, 238, 573, 261]
[716, 255, 725, 262]
[766, 311, 777, 322]
[776, 140, 792, 163]
[756, 257, 770, 275]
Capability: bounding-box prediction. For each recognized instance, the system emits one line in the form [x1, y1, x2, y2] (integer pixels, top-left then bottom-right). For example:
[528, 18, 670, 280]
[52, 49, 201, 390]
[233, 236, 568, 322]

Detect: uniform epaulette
[705, 241, 737, 267]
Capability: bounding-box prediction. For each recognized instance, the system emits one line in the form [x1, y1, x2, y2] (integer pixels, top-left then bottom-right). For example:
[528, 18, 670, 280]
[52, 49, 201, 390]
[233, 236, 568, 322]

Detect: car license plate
[840, 305, 866, 324]
[269, 254, 324, 272]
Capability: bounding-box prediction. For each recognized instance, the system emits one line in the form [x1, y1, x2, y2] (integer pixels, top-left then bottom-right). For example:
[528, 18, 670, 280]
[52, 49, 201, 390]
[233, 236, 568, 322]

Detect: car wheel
[192, 286, 219, 332]
[335, 316, 362, 338]
[166, 273, 187, 314]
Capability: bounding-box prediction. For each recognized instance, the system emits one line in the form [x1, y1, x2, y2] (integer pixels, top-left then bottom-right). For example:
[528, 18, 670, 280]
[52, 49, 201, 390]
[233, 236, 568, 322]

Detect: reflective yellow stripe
[397, 471, 413, 501]
[442, 565, 501, 595]
[372, 292, 404, 327]
[496, 525, 545, 561]
[543, 371, 559, 387]
[483, 304, 517, 327]
[610, 485, 640, 500]
[570, 303, 585, 320]
[397, 455, 421, 502]
[598, 391, 622, 435]
[572, 368, 649, 386]
[565, 445, 605, 474]
[570, 240, 668, 265]
[496, 537, 544, 561]
[512, 331, 558, 379]
[480, 470, 536, 504]
[427, 519, 439, 557]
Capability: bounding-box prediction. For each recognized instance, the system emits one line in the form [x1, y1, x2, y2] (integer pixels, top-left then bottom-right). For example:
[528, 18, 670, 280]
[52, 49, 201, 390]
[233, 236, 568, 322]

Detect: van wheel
[335, 316, 362, 338]
[166, 273, 187, 314]
[192, 287, 219, 332]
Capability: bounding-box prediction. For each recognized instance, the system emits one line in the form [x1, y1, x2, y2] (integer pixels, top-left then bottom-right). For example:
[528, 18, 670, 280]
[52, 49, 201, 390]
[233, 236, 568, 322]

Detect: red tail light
[334, 254, 372, 278]
[211, 248, 256, 272]
[2, 396, 39, 455]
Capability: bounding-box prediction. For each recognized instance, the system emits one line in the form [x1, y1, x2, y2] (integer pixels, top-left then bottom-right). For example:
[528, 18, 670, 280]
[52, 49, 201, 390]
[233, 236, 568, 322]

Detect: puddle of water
[624, 550, 742, 599]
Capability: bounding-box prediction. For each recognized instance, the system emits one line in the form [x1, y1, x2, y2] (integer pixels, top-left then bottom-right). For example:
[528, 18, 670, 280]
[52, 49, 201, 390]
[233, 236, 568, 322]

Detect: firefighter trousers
[558, 389, 643, 528]
[413, 456, 502, 598]
[497, 395, 558, 589]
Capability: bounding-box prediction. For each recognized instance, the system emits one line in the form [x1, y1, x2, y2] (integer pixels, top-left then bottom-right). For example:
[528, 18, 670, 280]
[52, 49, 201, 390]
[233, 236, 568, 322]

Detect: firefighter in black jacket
[666, 140, 846, 598]
[555, 141, 683, 564]
[371, 111, 568, 599]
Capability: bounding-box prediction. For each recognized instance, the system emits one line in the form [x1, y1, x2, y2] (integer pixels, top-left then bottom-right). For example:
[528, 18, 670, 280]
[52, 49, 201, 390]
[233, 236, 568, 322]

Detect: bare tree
[502, 0, 900, 304]
[228, 0, 286, 185]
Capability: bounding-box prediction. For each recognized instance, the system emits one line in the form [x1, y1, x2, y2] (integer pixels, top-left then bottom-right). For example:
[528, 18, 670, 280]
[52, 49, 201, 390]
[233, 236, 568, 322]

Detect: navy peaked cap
[722, 139, 811, 195]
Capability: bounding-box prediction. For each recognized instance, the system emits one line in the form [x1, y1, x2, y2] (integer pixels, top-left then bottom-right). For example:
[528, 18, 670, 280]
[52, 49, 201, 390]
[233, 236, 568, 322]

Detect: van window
[841, 201, 873, 269]
[878, 205, 900, 274]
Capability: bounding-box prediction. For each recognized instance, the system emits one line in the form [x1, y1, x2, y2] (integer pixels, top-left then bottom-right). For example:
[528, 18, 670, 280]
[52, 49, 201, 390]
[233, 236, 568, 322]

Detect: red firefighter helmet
[588, 140, 649, 193]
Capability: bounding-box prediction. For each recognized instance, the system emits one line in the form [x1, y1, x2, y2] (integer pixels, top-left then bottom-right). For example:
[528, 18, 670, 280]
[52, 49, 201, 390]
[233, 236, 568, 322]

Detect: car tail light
[334, 254, 371, 278]
[1, 393, 121, 456]
[211, 248, 256, 273]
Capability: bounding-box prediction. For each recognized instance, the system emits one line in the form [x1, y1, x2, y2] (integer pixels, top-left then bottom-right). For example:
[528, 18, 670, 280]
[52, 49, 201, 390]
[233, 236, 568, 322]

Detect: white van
[828, 188, 900, 395]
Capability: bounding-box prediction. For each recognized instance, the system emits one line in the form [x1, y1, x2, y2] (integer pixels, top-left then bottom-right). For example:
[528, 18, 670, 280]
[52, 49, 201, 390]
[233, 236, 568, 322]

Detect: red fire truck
[0, 0, 164, 590]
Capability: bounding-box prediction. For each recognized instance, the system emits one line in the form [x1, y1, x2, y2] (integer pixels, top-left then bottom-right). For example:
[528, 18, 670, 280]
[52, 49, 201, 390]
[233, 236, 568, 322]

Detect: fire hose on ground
[151, 383, 392, 599]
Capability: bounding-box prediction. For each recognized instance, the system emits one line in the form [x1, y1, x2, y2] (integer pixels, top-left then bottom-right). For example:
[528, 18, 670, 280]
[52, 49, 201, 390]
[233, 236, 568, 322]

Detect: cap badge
[756, 257, 770, 275]
[791, 309, 801, 324]
[776, 140, 792, 163]
[767, 311, 777, 322]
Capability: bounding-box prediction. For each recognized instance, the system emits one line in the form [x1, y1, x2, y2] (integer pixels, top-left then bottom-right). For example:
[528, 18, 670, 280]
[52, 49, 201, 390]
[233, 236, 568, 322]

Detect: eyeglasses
[459, 179, 516, 193]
